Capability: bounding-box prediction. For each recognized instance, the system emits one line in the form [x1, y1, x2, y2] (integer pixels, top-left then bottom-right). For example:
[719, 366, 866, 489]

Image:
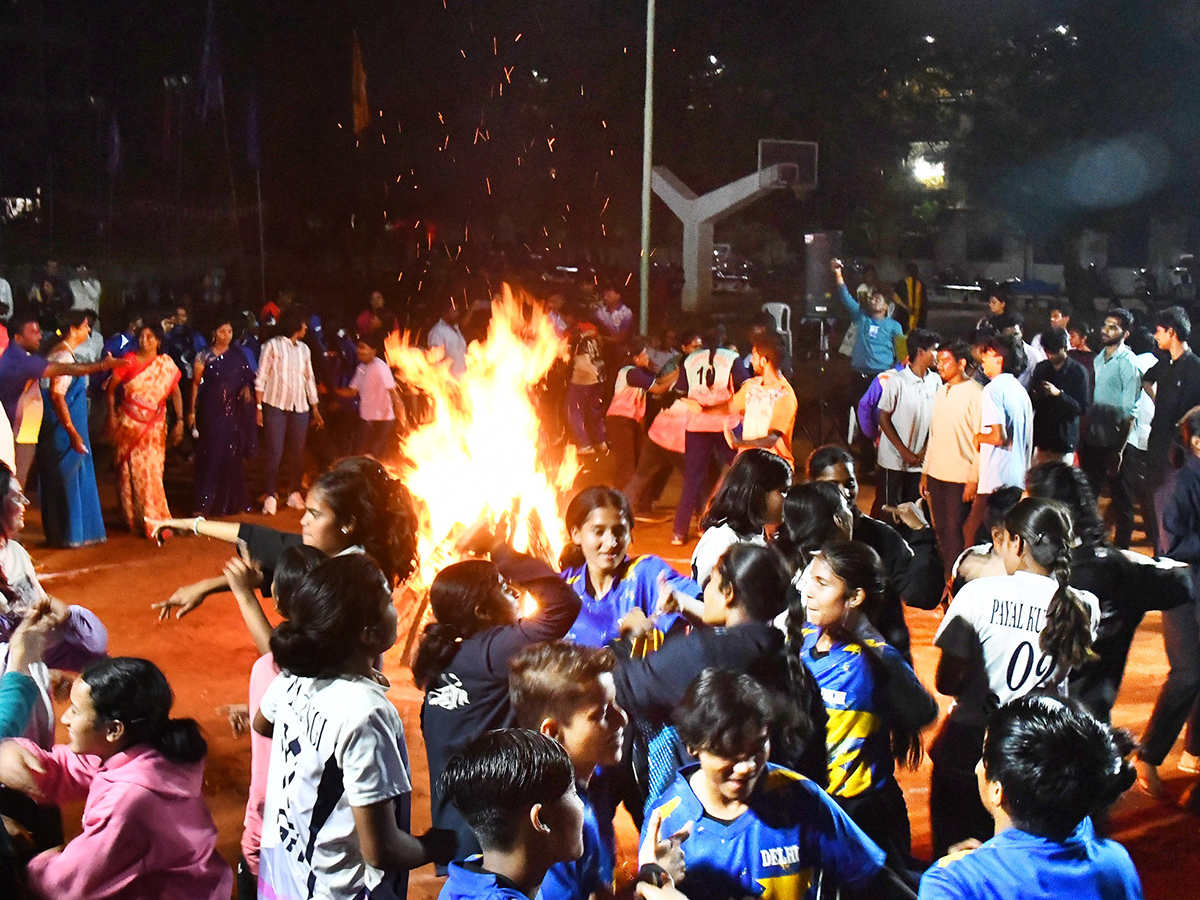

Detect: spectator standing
[0, 313, 121, 488]
[566, 321, 607, 456]
[605, 338, 673, 488]
[1114, 329, 1159, 549]
[1078, 310, 1140, 504]
[875, 328, 941, 509]
[971, 335, 1033, 544]
[1029, 327, 1090, 464]
[834, 259, 903, 402]
[427, 298, 469, 378]
[1143, 306, 1200, 552]
[896, 262, 927, 331]
[355, 290, 390, 337]
[67, 264, 100, 315]
[255, 305, 324, 515]
[593, 283, 634, 374]
[921, 340, 984, 579]
[725, 330, 798, 468]
[334, 332, 403, 458]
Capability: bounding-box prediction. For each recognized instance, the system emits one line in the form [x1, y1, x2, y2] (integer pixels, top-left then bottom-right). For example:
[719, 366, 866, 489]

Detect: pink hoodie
[13, 739, 233, 900]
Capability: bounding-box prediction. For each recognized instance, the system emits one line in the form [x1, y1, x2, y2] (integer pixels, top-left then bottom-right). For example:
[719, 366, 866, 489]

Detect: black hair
[59, 309, 90, 332]
[413, 559, 513, 689]
[984, 333, 1028, 376]
[713, 543, 791, 622]
[269, 554, 394, 677]
[356, 329, 387, 358]
[278, 303, 308, 338]
[699, 449, 792, 536]
[774, 481, 851, 572]
[982, 694, 1135, 839]
[1026, 462, 1106, 551]
[312, 456, 419, 586]
[984, 486, 1025, 534]
[991, 311, 1024, 333]
[970, 323, 998, 346]
[82, 657, 207, 764]
[1127, 325, 1154, 355]
[1049, 299, 1074, 318]
[1155, 305, 1191, 343]
[559, 486, 632, 570]
[1174, 405, 1200, 470]
[1067, 320, 1092, 340]
[9, 311, 40, 334]
[1002, 498, 1096, 676]
[439, 728, 575, 851]
[787, 541, 925, 769]
[675, 668, 773, 759]
[627, 334, 650, 358]
[804, 444, 856, 482]
[272, 545, 328, 619]
[988, 283, 1012, 305]
[906, 328, 941, 357]
[750, 329, 783, 368]
[1039, 327, 1068, 355]
[1104, 308, 1134, 333]
[140, 321, 167, 353]
[938, 339, 972, 367]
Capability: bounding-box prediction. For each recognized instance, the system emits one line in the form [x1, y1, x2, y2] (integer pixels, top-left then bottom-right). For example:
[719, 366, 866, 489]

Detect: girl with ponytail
[0, 657, 232, 899]
[930, 497, 1100, 859]
[416, 521, 582, 870]
[786, 540, 937, 886]
[255, 554, 454, 900]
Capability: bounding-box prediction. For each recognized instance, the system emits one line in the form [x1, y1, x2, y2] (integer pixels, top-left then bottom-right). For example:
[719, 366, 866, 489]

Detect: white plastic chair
[761, 302, 793, 357]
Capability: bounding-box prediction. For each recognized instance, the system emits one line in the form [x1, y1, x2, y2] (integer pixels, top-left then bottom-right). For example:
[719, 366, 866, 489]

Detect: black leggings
[929, 718, 993, 859]
[835, 777, 924, 889]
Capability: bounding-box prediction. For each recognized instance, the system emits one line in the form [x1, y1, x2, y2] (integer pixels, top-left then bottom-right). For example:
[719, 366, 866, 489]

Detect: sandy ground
[14, 438, 1196, 900]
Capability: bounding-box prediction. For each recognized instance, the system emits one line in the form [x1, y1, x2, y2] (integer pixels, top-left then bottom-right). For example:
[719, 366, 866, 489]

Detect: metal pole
[256, 169, 266, 309]
[638, 0, 655, 334]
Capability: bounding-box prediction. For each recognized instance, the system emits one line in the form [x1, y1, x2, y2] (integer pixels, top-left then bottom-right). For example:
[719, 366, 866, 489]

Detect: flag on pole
[199, 0, 224, 121]
[352, 32, 369, 136]
[107, 115, 121, 176]
[247, 93, 261, 170]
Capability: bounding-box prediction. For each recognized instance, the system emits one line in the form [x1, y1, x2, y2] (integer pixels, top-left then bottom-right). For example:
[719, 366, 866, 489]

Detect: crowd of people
[0, 256, 1195, 900]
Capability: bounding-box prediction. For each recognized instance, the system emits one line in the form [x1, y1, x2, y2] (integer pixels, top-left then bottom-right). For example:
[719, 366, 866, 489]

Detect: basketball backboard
[758, 139, 818, 195]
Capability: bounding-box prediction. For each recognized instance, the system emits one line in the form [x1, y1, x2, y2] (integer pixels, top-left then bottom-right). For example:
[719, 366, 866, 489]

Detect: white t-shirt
[350, 357, 398, 422]
[690, 524, 766, 587]
[1126, 351, 1158, 452]
[427, 319, 467, 377]
[978, 373, 1033, 494]
[877, 365, 941, 472]
[259, 672, 412, 900]
[934, 570, 1100, 727]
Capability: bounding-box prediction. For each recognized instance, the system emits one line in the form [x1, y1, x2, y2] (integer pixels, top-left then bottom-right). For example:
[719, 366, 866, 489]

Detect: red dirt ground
[19, 455, 1200, 900]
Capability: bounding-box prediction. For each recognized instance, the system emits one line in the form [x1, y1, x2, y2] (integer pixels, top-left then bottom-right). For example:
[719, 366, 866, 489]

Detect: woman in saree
[37, 310, 106, 547]
[106, 322, 184, 537]
[189, 315, 256, 516]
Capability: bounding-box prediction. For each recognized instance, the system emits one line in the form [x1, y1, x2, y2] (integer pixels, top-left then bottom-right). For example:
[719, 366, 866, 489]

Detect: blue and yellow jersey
[800, 625, 895, 799]
[561, 555, 697, 650]
[917, 818, 1142, 900]
[644, 763, 884, 900]
[538, 783, 614, 900]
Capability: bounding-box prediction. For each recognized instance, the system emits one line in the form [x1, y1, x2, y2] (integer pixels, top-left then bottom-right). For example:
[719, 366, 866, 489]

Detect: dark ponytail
[82, 657, 207, 764]
[781, 591, 829, 788]
[773, 481, 850, 573]
[1003, 498, 1097, 674]
[413, 559, 510, 689]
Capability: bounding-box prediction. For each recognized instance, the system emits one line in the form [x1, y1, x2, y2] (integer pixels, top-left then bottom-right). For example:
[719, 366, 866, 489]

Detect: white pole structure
[256, 169, 266, 310]
[638, 0, 655, 334]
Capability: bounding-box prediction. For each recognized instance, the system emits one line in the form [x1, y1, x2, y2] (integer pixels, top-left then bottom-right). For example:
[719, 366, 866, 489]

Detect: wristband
[636, 863, 672, 889]
[193, 516, 205, 535]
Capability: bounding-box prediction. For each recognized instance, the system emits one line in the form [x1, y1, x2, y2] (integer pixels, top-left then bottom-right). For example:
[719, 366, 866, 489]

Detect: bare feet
[1136, 758, 1167, 798]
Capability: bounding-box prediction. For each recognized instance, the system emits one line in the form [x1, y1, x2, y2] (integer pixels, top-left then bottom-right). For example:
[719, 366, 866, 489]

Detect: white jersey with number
[934, 570, 1099, 728]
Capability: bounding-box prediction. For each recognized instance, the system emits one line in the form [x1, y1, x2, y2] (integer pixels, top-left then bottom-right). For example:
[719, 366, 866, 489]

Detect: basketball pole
[639, 0, 655, 335]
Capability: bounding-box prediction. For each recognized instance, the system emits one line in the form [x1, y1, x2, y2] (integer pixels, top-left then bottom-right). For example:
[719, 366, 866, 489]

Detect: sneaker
[1180, 751, 1200, 775]
[287, 491, 306, 510]
[670, 534, 687, 546]
[261, 495, 277, 516]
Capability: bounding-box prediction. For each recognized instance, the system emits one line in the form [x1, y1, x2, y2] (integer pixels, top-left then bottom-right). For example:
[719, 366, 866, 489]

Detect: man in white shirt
[876, 328, 941, 510]
[427, 298, 468, 377]
[971, 335, 1033, 542]
[255, 305, 323, 514]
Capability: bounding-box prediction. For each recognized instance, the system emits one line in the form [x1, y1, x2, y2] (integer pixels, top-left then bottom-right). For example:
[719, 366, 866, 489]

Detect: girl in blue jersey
[919, 694, 1141, 900]
[788, 540, 938, 886]
[644, 668, 915, 900]
[558, 487, 700, 651]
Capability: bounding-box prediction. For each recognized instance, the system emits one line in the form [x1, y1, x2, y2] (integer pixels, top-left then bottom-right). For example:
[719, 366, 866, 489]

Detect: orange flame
[385, 284, 577, 655]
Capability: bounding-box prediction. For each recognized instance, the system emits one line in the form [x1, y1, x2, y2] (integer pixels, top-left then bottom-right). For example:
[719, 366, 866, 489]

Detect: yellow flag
[352, 32, 369, 136]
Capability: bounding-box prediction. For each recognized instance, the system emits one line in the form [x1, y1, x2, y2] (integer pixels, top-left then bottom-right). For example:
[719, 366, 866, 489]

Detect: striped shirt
[255, 336, 319, 412]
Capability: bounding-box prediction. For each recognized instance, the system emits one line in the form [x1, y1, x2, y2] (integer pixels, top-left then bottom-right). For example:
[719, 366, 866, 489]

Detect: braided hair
[1002, 498, 1096, 674]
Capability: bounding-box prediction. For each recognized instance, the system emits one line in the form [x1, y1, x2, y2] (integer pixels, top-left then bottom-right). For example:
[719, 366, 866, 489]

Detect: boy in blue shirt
[645, 669, 916, 900]
[833, 259, 903, 388]
[919, 695, 1142, 900]
[438, 729, 585, 900]
[509, 642, 630, 900]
